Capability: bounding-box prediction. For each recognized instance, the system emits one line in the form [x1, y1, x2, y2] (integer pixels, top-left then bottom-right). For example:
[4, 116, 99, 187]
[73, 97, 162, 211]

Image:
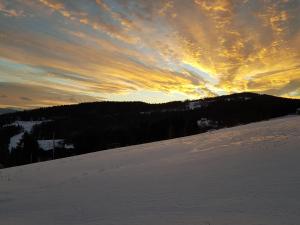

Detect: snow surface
[8, 132, 25, 151]
[187, 101, 201, 110]
[37, 139, 64, 151]
[197, 118, 218, 128]
[8, 121, 44, 151]
[225, 96, 252, 101]
[7, 121, 44, 133]
[64, 143, 75, 149]
[1, 116, 300, 225]
[37, 139, 75, 151]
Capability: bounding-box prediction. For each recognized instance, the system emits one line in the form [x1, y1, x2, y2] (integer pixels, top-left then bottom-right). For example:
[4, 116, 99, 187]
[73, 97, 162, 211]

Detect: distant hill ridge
[0, 92, 294, 119]
[0, 108, 19, 115]
[1, 92, 300, 168]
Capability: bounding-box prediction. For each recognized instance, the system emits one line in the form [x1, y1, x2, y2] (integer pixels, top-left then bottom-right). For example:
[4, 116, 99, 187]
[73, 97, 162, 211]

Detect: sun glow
[0, 0, 300, 108]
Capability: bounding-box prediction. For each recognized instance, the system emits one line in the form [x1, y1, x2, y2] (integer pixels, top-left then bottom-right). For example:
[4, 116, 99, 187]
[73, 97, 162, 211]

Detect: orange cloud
[0, 0, 24, 17]
[38, 0, 136, 43]
[1, 0, 300, 109]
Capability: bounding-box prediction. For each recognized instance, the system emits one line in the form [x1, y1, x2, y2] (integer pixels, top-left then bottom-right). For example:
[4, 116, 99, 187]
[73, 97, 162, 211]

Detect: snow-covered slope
[7, 121, 44, 151]
[1, 116, 300, 225]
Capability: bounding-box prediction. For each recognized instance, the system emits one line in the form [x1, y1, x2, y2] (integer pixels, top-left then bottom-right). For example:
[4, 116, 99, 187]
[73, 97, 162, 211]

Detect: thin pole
[52, 132, 55, 160]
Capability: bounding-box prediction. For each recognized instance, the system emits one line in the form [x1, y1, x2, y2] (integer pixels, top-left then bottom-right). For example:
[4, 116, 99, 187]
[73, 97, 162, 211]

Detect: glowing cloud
[0, 0, 299, 108]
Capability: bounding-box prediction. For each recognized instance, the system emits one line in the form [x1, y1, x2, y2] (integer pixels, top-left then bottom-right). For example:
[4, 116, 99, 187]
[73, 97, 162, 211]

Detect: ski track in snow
[0, 116, 300, 225]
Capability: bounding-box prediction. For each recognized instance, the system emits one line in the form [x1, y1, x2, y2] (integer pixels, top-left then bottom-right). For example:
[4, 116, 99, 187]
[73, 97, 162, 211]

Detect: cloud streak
[0, 0, 300, 108]
[0, 0, 25, 17]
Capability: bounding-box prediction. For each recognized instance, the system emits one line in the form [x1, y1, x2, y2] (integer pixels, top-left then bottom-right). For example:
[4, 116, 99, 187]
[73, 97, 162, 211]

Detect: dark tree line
[0, 125, 22, 168]
[1, 92, 300, 168]
[9, 132, 40, 166]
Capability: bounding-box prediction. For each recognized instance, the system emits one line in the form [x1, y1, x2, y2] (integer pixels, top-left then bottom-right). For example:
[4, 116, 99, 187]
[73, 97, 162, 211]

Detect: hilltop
[1, 92, 300, 168]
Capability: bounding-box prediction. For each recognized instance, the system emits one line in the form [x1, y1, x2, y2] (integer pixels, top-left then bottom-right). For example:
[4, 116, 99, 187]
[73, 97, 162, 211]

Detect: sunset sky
[1, 0, 300, 109]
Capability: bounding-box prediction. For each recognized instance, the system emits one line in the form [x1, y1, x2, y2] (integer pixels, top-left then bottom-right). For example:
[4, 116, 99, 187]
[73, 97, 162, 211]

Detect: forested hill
[1, 92, 300, 168]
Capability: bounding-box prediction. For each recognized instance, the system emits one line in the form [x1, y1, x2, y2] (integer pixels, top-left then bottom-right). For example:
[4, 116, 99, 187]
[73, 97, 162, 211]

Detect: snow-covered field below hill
[0, 116, 300, 225]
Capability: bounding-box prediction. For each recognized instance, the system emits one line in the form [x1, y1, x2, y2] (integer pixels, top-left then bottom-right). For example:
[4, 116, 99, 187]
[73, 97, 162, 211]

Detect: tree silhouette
[13, 132, 40, 165]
